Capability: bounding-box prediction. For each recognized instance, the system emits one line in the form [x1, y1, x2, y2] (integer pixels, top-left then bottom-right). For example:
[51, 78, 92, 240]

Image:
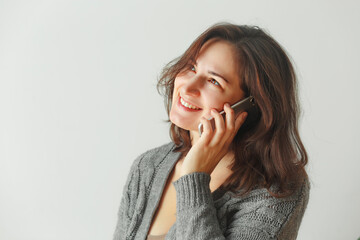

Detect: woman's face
[170, 39, 246, 133]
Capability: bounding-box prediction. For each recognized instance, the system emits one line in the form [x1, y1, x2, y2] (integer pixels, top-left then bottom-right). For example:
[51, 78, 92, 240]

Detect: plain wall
[0, 0, 359, 239]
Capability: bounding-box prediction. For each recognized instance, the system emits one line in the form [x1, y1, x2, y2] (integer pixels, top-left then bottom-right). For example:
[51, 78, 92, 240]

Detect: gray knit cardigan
[113, 142, 310, 240]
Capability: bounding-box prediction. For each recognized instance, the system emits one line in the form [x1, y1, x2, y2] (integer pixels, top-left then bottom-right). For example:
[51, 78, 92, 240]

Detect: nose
[181, 75, 202, 97]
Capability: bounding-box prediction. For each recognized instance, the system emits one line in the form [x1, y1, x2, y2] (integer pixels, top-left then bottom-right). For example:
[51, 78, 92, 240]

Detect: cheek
[172, 81, 179, 99]
[205, 97, 225, 111]
[174, 75, 186, 86]
[173, 77, 185, 96]
[171, 79, 182, 106]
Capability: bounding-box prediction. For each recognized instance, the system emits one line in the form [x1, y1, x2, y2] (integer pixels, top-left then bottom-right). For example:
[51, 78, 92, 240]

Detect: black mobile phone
[198, 96, 256, 136]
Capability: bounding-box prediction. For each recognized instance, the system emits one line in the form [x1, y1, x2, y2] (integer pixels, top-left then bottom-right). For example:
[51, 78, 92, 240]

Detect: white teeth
[180, 97, 200, 110]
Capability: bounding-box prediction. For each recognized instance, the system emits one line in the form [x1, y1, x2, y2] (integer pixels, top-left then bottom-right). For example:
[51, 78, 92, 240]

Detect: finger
[209, 109, 226, 146]
[233, 111, 248, 137]
[221, 102, 236, 147]
[199, 116, 213, 144]
[224, 102, 235, 134]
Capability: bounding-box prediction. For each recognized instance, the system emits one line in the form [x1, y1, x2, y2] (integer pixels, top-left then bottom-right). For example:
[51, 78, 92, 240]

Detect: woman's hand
[180, 103, 248, 177]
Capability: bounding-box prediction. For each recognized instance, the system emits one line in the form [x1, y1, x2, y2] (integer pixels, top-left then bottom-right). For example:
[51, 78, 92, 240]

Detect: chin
[169, 112, 197, 132]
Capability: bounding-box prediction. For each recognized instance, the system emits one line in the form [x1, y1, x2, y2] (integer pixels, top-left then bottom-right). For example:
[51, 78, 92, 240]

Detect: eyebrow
[195, 61, 229, 83]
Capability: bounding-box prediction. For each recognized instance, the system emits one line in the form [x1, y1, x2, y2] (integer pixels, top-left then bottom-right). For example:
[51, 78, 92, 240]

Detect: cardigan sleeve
[172, 172, 309, 240]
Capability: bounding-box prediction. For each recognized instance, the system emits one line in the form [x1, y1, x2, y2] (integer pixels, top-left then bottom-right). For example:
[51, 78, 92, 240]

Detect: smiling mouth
[180, 96, 202, 110]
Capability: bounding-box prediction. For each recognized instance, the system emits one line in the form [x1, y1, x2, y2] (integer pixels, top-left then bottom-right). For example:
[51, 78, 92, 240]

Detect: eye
[209, 78, 220, 87]
[190, 65, 221, 88]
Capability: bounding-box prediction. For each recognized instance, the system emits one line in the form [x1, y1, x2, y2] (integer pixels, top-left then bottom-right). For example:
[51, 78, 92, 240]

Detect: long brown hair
[157, 22, 308, 198]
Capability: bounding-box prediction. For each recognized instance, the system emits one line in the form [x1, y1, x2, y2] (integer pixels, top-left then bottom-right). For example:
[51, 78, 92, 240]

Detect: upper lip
[180, 95, 202, 109]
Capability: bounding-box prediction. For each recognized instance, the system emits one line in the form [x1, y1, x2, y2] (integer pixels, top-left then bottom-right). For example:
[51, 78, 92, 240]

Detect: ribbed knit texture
[173, 172, 213, 210]
[113, 142, 310, 240]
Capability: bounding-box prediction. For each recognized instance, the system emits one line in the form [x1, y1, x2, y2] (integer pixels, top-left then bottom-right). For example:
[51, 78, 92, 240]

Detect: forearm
[172, 172, 227, 239]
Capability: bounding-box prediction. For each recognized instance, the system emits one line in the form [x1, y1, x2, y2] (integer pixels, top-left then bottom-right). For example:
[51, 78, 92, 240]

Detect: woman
[113, 22, 309, 240]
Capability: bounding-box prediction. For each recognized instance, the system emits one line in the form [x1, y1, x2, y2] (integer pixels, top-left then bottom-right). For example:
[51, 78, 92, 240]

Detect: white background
[1, 0, 359, 239]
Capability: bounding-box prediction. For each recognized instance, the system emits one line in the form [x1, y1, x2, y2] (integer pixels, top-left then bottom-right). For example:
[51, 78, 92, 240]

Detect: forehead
[196, 39, 240, 85]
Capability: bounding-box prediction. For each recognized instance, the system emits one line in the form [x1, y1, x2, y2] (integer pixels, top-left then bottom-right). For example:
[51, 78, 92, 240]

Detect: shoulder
[121, 141, 176, 199]
[223, 178, 310, 239]
[129, 141, 176, 172]
[275, 178, 310, 239]
[230, 177, 310, 208]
